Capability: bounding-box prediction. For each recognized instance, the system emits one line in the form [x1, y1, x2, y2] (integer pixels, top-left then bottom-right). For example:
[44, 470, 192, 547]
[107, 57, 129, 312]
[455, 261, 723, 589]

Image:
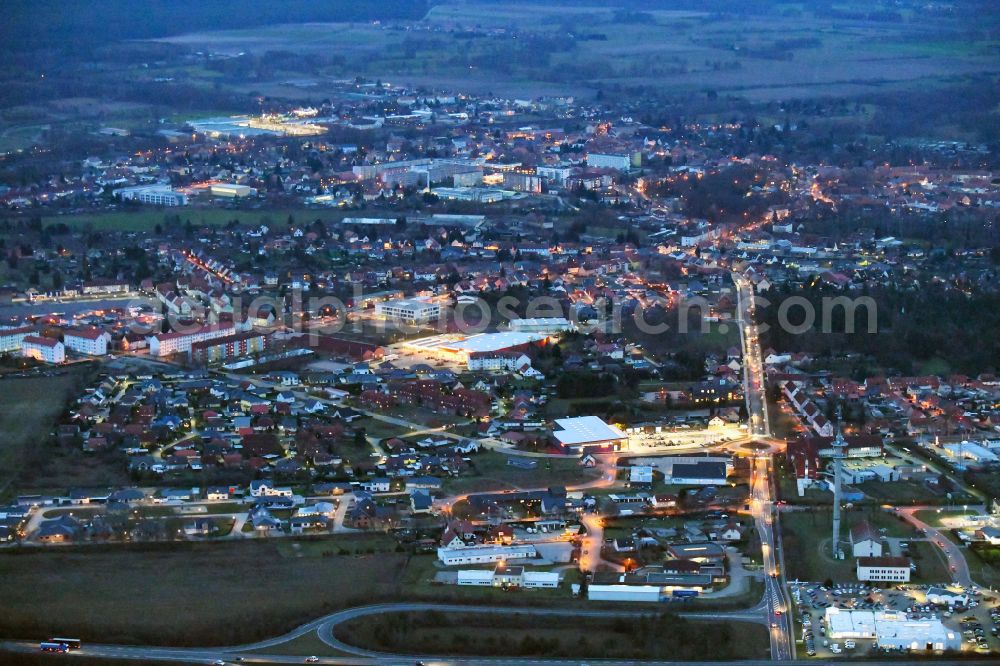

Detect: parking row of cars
[960, 616, 991, 652]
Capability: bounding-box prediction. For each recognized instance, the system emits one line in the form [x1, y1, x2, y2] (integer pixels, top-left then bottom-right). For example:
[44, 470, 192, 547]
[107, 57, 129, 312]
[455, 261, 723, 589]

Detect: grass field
[443, 450, 601, 494]
[0, 537, 407, 646]
[148, 2, 1000, 102]
[333, 609, 770, 661]
[245, 632, 353, 657]
[0, 367, 101, 497]
[913, 508, 980, 527]
[855, 479, 972, 505]
[908, 540, 951, 584]
[781, 509, 920, 582]
[28, 207, 350, 233]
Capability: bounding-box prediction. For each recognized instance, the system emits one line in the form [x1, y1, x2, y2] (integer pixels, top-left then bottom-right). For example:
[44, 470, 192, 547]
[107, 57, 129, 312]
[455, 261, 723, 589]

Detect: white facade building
[509, 317, 576, 334]
[849, 521, 884, 558]
[586, 153, 633, 171]
[456, 570, 495, 586]
[115, 185, 188, 206]
[587, 585, 662, 602]
[466, 352, 531, 372]
[21, 336, 65, 363]
[63, 328, 110, 356]
[375, 298, 441, 325]
[148, 323, 237, 357]
[437, 544, 537, 566]
[0, 325, 37, 353]
[455, 568, 559, 588]
[856, 556, 911, 582]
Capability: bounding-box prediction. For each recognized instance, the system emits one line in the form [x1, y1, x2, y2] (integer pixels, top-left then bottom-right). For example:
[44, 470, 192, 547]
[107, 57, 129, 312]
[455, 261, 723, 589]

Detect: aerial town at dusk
[1, 1, 999, 665]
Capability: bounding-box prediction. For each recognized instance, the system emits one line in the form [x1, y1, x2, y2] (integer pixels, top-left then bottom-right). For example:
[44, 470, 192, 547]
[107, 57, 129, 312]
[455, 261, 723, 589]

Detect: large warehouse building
[552, 416, 628, 454]
[824, 608, 960, 651]
[657, 456, 733, 485]
[402, 331, 549, 364]
[437, 543, 537, 566]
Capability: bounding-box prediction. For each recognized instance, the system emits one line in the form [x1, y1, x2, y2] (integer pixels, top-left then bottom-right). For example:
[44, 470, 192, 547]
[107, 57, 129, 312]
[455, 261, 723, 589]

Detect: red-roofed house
[21, 335, 65, 363]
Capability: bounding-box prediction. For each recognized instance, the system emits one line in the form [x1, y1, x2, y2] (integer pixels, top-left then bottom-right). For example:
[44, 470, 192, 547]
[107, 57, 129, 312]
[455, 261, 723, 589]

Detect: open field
[780, 509, 925, 583]
[24, 207, 353, 233]
[443, 450, 601, 494]
[148, 2, 1000, 102]
[856, 479, 973, 505]
[245, 631, 352, 658]
[0, 366, 104, 497]
[908, 540, 951, 584]
[333, 609, 770, 661]
[913, 508, 980, 527]
[966, 544, 1000, 588]
[0, 537, 406, 646]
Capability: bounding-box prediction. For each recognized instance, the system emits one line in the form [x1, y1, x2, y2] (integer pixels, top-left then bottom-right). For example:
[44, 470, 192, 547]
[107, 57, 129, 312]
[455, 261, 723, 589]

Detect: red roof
[0, 325, 37, 337]
[153, 322, 235, 343]
[23, 335, 60, 348]
[65, 327, 106, 340]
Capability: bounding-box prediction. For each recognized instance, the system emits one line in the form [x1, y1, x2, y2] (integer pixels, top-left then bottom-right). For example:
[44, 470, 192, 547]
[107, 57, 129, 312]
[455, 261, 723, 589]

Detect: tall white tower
[830, 407, 848, 558]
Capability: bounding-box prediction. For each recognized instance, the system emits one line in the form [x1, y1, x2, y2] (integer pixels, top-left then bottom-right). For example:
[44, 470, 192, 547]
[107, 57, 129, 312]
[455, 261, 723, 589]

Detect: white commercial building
[114, 185, 187, 206]
[856, 556, 911, 582]
[586, 153, 633, 171]
[403, 331, 548, 363]
[63, 328, 110, 356]
[437, 544, 536, 566]
[588, 585, 662, 602]
[456, 567, 559, 588]
[552, 416, 628, 453]
[456, 570, 494, 586]
[925, 587, 969, 606]
[508, 317, 576, 334]
[210, 183, 257, 198]
[824, 608, 960, 651]
[148, 323, 237, 357]
[21, 336, 65, 364]
[523, 571, 560, 588]
[850, 521, 884, 558]
[943, 441, 999, 464]
[375, 298, 441, 325]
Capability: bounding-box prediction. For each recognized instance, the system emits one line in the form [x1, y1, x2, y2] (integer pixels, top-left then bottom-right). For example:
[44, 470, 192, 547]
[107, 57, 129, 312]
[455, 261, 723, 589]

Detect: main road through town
[735, 272, 794, 659]
[734, 272, 770, 439]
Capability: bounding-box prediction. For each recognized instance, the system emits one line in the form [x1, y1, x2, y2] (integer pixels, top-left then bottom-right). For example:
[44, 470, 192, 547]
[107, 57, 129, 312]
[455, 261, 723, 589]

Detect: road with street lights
[735, 272, 794, 659]
[751, 455, 795, 660]
[734, 273, 770, 438]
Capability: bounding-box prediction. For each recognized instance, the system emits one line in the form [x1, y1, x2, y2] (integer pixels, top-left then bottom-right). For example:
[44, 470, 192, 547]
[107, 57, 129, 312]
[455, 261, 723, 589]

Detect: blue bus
[48, 637, 81, 649]
[40, 642, 69, 653]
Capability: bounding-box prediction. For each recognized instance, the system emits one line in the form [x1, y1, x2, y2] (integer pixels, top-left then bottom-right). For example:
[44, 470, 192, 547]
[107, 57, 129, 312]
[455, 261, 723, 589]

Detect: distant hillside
[4, 0, 430, 52]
